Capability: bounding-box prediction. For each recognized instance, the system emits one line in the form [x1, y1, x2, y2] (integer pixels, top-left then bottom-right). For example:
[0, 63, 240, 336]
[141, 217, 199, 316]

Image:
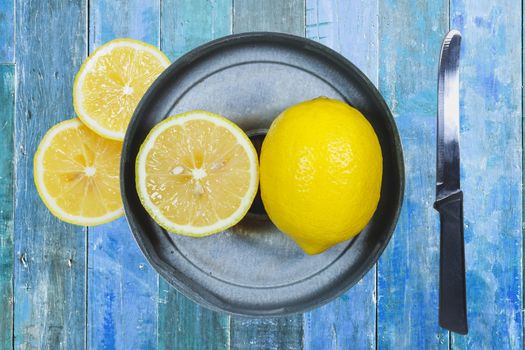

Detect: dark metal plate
[121, 32, 404, 316]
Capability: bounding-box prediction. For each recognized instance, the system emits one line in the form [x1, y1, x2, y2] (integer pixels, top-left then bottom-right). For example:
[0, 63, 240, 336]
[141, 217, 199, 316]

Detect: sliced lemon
[136, 111, 259, 236]
[34, 118, 124, 226]
[73, 38, 170, 140]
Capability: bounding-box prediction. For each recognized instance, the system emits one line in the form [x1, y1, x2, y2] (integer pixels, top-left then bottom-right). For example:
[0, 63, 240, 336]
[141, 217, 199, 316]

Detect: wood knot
[19, 253, 28, 268]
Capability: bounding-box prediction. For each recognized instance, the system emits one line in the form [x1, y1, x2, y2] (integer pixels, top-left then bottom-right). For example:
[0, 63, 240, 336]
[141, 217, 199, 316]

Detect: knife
[434, 30, 468, 335]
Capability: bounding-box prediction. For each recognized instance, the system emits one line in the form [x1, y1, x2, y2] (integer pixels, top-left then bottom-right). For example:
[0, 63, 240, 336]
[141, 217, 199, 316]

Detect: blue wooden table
[0, 0, 521, 349]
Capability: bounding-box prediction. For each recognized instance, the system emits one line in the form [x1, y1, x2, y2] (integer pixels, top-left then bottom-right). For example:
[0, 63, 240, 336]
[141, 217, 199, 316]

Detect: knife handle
[434, 190, 468, 334]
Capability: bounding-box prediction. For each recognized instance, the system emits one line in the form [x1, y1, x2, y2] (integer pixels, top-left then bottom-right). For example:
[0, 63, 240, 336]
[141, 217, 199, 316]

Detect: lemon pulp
[34, 118, 124, 226]
[136, 111, 259, 236]
[73, 38, 170, 140]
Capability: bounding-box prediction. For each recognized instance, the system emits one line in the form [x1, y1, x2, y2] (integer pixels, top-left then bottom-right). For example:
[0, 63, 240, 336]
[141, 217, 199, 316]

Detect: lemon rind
[73, 38, 171, 141]
[135, 111, 259, 237]
[34, 118, 124, 226]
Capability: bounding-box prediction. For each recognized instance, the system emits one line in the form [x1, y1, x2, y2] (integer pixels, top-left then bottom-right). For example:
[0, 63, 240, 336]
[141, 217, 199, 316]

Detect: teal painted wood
[6, 1, 523, 348]
[158, 1, 231, 349]
[87, 2, 161, 349]
[303, 1, 377, 349]
[0, 64, 14, 350]
[230, 317, 303, 350]
[0, 0, 14, 62]
[450, 0, 522, 348]
[305, 0, 378, 83]
[89, 0, 160, 47]
[229, 1, 305, 349]
[160, 0, 232, 60]
[376, 0, 450, 348]
[233, 0, 305, 35]
[14, 1, 87, 349]
[158, 287, 230, 350]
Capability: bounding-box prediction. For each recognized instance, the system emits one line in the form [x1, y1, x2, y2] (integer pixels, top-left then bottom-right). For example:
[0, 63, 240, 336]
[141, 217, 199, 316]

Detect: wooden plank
[229, 1, 304, 348]
[158, 1, 232, 349]
[87, 1, 160, 349]
[305, 0, 378, 83]
[13, 1, 87, 349]
[158, 287, 230, 350]
[160, 0, 232, 60]
[0, 64, 14, 350]
[376, 0, 450, 348]
[88, 218, 159, 350]
[230, 317, 303, 350]
[89, 0, 160, 46]
[303, 1, 377, 349]
[233, 0, 304, 35]
[0, 0, 14, 62]
[449, 1, 522, 348]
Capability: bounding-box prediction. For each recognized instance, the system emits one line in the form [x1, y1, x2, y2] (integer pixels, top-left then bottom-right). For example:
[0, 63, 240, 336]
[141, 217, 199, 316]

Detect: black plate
[121, 32, 404, 316]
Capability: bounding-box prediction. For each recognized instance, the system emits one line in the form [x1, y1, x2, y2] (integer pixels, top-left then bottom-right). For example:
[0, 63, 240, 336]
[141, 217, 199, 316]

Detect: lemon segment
[34, 119, 124, 226]
[136, 111, 259, 236]
[73, 38, 170, 140]
[260, 97, 383, 254]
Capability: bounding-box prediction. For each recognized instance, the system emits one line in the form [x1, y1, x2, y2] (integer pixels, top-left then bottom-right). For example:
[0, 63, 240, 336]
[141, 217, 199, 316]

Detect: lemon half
[73, 38, 170, 140]
[34, 118, 124, 226]
[136, 111, 259, 236]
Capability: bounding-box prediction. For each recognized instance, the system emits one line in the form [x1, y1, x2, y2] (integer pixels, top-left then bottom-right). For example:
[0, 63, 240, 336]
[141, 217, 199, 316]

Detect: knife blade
[434, 30, 468, 334]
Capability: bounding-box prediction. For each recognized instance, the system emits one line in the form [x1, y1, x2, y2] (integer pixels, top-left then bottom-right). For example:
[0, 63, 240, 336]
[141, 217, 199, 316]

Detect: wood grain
[89, 0, 160, 47]
[158, 1, 232, 349]
[227, 0, 305, 349]
[303, 1, 377, 348]
[160, 0, 232, 60]
[228, 1, 305, 349]
[87, 1, 161, 349]
[3, 1, 524, 348]
[233, 0, 305, 35]
[450, 0, 522, 348]
[305, 0, 378, 83]
[88, 218, 159, 350]
[0, 64, 14, 350]
[230, 317, 303, 350]
[158, 288, 230, 350]
[0, 0, 14, 62]
[376, 0, 450, 348]
[13, 1, 87, 349]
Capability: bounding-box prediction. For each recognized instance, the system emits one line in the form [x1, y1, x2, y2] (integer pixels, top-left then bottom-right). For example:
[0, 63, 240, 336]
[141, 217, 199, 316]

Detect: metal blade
[436, 30, 461, 200]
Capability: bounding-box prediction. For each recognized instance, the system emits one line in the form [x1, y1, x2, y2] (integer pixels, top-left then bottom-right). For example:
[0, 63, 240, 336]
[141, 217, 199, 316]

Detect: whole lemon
[260, 97, 383, 255]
